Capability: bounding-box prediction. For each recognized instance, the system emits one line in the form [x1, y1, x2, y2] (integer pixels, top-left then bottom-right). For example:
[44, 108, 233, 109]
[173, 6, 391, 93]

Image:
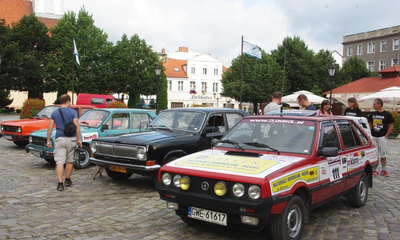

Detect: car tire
[271, 195, 305, 240]
[105, 168, 133, 180]
[73, 145, 91, 169]
[348, 172, 368, 208]
[14, 141, 29, 147]
[179, 215, 201, 226]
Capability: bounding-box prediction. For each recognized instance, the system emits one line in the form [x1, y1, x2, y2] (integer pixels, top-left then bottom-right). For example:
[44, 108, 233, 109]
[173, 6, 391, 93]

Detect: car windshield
[219, 118, 316, 154]
[150, 111, 206, 132]
[79, 110, 110, 128]
[35, 106, 60, 118]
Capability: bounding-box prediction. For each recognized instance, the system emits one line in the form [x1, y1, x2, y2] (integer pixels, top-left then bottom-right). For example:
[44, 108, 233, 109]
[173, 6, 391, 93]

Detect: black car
[89, 108, 249, 181]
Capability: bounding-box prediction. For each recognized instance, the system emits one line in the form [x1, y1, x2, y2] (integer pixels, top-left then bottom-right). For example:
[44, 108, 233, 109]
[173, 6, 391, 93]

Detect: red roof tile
[163, 59, 188, 78]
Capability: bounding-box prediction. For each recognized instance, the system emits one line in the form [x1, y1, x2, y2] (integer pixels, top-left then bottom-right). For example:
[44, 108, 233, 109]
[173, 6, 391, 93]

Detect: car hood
[30, 129, 54, 137]
[93, 130, 192, 145]
[2, 118, 49, 127]
[163, 149, 307, 179]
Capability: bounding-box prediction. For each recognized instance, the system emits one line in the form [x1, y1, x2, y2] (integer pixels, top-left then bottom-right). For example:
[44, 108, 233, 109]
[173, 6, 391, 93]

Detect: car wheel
[14, 141, 29, 147]
[348, 172, 368, 207]
[105, 168, 133, 180]
[271, 195, 305, 240]
[180, 215, 201, 226]
[73, 145, 91, 169]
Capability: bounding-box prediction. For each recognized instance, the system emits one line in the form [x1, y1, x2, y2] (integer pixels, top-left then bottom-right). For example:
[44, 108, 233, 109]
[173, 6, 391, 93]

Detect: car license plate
[188, 206, 227, 226]
[30, 150, 41, 158]
[109, 165, 127, 173]
[3, 135, 12, 140]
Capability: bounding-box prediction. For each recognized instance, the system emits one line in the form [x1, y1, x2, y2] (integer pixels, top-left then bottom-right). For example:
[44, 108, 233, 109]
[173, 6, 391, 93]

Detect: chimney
[179, 46, 189, 52]
[162, 48, 166, 54]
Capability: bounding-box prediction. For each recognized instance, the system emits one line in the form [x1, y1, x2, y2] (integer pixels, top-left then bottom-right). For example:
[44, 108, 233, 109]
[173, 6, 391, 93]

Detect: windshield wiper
[217, 140, 244, 151]
[157, 125, 173, 131]
[243, 142, 280, 155]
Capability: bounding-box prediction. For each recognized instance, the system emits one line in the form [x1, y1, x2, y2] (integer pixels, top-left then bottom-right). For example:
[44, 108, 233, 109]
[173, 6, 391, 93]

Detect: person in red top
[368, 98, 394, 177]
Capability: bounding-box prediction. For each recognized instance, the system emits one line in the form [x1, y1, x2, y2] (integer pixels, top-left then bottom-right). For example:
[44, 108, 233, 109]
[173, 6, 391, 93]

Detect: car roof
[162, 107, 249, 114]
[265, 109, 317, 116]
[245, 113, 364, 122]
[86, 108, 155, 113]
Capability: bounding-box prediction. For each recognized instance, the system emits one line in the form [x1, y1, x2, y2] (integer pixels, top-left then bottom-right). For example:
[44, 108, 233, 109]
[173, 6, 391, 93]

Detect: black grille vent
[31, 136, 46, 146]
[2, 126, 19, 132]
[225, 151, 261, 157]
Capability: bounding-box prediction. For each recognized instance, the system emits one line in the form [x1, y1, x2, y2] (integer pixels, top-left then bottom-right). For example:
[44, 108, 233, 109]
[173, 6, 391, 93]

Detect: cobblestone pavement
[0, 121, 399, 239]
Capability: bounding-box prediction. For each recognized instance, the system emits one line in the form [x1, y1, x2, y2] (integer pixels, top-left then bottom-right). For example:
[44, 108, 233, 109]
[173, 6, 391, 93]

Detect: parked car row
[1, 107, 378, 240]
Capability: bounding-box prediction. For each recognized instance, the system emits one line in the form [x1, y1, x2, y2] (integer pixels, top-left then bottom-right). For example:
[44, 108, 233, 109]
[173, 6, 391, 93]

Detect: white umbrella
[357, 87, 400, 111]
[281, 90, 328, 107]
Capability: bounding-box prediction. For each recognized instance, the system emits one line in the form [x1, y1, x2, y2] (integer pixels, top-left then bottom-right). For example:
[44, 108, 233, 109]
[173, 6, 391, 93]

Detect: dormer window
[174, 67, 179, 72]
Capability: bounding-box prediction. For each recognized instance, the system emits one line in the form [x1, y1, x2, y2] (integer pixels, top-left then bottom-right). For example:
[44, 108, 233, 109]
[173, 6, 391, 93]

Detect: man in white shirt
[263, 92, 282, 114]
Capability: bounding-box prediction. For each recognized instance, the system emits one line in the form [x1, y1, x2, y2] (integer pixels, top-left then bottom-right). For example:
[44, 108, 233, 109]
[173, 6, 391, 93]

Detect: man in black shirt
[368, 99, 394, 177]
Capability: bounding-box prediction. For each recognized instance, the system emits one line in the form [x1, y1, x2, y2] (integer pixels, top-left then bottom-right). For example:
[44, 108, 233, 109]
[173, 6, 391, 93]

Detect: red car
[1, 105, 95, 147]
[156, 111, 378, 240]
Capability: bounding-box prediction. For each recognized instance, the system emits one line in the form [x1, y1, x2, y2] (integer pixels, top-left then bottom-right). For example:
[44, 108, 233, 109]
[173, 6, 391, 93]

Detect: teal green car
[26, 108, 156, 169]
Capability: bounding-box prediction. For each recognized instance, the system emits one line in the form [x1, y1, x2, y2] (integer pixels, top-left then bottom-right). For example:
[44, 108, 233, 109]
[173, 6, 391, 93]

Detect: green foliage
[106, 101, 127, 108]
[339, 56, 371, 84]
[20, 98, 45, 119]
[390, 111, 400, 135]
[0, 89, 13, 107]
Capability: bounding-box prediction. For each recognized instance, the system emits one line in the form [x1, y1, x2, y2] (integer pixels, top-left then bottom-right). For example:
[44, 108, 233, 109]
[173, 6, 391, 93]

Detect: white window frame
[202, 67, 207, 75]
[347, 46, 353, 56]
[392, 58, 399, 66]
[380, 40, 387, 52]
[190, 81, 196, 91]
[379, 59, 386, 70]
[214, 68, 218, 75]
[201, 82, 207, 93]
[367, 61, 374, 72]
[393, 38, 399, 50]
[213, 82, 218, 93]
[357, 44, 363, 55]
[178, 81, 183, 91]
[191, 67, 195, 74]
[168, 80, 172, 91]
[367, 42, 375, 54]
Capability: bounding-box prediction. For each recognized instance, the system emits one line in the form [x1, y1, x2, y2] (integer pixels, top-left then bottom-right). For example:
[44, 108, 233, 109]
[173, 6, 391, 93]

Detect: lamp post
[213, 93, 220, 108]
[154, 65, 161, 115]
[328, 65, 336, 107]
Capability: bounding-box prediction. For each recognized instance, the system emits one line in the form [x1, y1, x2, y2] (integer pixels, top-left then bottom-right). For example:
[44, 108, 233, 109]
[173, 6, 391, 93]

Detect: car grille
[96, 142, 139, 160]
[1, 125, 19, 132]
[31, 136, 47, 146]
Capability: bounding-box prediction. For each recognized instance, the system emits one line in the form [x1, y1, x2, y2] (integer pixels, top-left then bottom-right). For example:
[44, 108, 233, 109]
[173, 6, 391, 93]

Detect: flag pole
[239, 35, 244, 110]
[72, 36, 75, 104]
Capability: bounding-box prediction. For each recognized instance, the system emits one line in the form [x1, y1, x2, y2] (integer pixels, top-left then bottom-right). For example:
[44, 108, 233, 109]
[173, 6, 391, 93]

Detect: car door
[201, 113, 227, 149]
[316, 121, 347, 203]
[99, 112, 131, 137]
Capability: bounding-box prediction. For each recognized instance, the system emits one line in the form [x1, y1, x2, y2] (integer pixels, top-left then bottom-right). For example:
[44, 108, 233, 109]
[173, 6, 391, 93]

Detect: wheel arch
[162, 150, 188, 165]
[364, 164, 373, 188]
[293, 186, 311, 223]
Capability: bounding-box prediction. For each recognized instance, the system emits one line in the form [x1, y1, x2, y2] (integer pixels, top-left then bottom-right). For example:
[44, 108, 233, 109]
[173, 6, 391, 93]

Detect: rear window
[91, 98, 104, 105]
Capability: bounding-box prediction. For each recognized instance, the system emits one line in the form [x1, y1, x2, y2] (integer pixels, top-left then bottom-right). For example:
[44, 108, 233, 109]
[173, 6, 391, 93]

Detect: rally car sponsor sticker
[82, 132, 98, 142]
[270, 166, 319, 194]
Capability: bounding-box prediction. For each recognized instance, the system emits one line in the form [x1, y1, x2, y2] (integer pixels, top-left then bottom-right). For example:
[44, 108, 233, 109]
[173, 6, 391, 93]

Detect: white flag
[243, 40, 262, 59]
[73, 38, 80, 66]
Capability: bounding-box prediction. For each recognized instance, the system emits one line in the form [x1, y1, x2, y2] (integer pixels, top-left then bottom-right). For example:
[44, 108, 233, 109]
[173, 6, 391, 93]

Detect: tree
[6, 15, 55, 99]
[271, 36, 318, 95]
[110, 34, 164, 108]
[221, 49, 282, 113]
[313, 50, 340, 95]
[339, 56, 373, 84]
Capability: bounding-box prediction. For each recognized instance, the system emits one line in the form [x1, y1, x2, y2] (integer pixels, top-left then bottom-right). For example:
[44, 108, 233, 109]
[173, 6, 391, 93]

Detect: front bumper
[1, 133, 28, 142]
[89, 157, 161, 173]
[26, 145, 55, 159]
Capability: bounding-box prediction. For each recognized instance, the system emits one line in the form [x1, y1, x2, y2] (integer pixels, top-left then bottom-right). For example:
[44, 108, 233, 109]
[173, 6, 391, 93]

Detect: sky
[64, 0, 399, 67]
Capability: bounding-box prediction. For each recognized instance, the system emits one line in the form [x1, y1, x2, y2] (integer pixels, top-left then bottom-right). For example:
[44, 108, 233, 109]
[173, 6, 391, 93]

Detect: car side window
[226, 113, 244, 129]
[338, 122, 362, 149]
[205, 114, 225, 134]
[319, 123, 341, 150]
[132, 113, 152, 129]
[106, 113, 130, 129]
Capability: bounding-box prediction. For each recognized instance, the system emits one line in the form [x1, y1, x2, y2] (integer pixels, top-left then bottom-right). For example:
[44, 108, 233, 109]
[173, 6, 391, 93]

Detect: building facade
[342, 25, 400, 72]
[161, 47, 235, 109]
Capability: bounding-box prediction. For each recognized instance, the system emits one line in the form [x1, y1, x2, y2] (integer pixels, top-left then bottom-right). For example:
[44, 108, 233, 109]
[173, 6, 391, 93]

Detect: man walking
[47, 94, 82, 191]
[263, 92, 282, 114]
[368, 98, 394, 177]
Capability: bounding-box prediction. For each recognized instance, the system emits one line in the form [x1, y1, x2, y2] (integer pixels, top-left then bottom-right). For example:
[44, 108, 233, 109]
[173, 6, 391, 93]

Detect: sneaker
[57, 183, 64, 191]
[64, 178, 72, 187]
[372, 170, 379, 176]
[381, 170, 389, 177]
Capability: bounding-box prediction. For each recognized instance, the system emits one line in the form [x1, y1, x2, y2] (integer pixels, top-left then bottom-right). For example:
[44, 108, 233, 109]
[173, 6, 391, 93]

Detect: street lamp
[155, 65, 162, 115]
[213, 92, 220, 108]
[328, 65, 336, 106]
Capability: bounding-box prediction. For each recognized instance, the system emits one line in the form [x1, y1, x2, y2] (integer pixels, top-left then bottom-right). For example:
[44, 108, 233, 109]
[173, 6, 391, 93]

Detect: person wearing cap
[344, 97, 362, 117]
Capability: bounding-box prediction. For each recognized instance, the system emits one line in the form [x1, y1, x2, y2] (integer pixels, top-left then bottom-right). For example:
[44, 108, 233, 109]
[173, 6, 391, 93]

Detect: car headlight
[1, 125, 3, 131]
[90, 142, 97, 153]
[137, 147, 147, 160]
[173, 175, 181, 188]
[29, 136, 32, 143]
[214, 181, 227, 197]
[233, 183, 245, 197]
[180, 176, 190, 190]
[248, 185, 261, 199]
[17, 127, 22, 133]
[162, 173, 171, 185]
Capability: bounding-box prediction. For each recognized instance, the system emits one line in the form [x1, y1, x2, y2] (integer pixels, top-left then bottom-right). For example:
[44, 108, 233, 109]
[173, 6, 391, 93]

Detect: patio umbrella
[281, 90, 328, 107]
[357, 86, 400, 111]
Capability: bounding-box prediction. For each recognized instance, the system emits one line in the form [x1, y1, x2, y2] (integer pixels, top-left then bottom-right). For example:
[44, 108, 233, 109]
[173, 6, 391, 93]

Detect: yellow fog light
[180, 176, 190, 190]
[214, 181, 227, 196]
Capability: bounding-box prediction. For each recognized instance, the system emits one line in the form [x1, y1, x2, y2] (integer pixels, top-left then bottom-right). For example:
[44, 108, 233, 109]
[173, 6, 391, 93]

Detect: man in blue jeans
[46, 94, 82, 191]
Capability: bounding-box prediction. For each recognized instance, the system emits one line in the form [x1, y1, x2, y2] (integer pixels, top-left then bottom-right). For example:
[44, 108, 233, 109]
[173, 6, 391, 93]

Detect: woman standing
[344, 97, 362, 117]
[316, 100, 333, 116]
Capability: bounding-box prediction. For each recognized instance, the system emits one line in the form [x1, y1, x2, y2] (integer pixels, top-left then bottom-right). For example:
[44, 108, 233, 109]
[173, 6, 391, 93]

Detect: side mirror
[317, 147, 338, 157]
[211, 139, 219, 147]
[101, 124, 109, 131]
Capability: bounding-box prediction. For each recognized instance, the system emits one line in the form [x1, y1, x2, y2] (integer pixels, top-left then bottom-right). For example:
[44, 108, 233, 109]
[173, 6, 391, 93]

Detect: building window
[357, 44, 363, 55]
[191, 67, 195, 74]
[347, 46, 353, 56]
[168, 80, 172, 91]
[367, 61, 374, 72]
[201, 82, 207, 93]
[190, 81, 196, 91]
[214, 68, 218, 75]
[392, 58, 399, 66]
[173, 67, 179, 72]
[381, 40, 387, 52]
[379, 59, 386, 70]
[213, 83, 218, 93]
[203, 68, 207, 75]
[367, 42, 375, 53]
[393, 38, 399, 50]
[178, 81, 183, 91]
